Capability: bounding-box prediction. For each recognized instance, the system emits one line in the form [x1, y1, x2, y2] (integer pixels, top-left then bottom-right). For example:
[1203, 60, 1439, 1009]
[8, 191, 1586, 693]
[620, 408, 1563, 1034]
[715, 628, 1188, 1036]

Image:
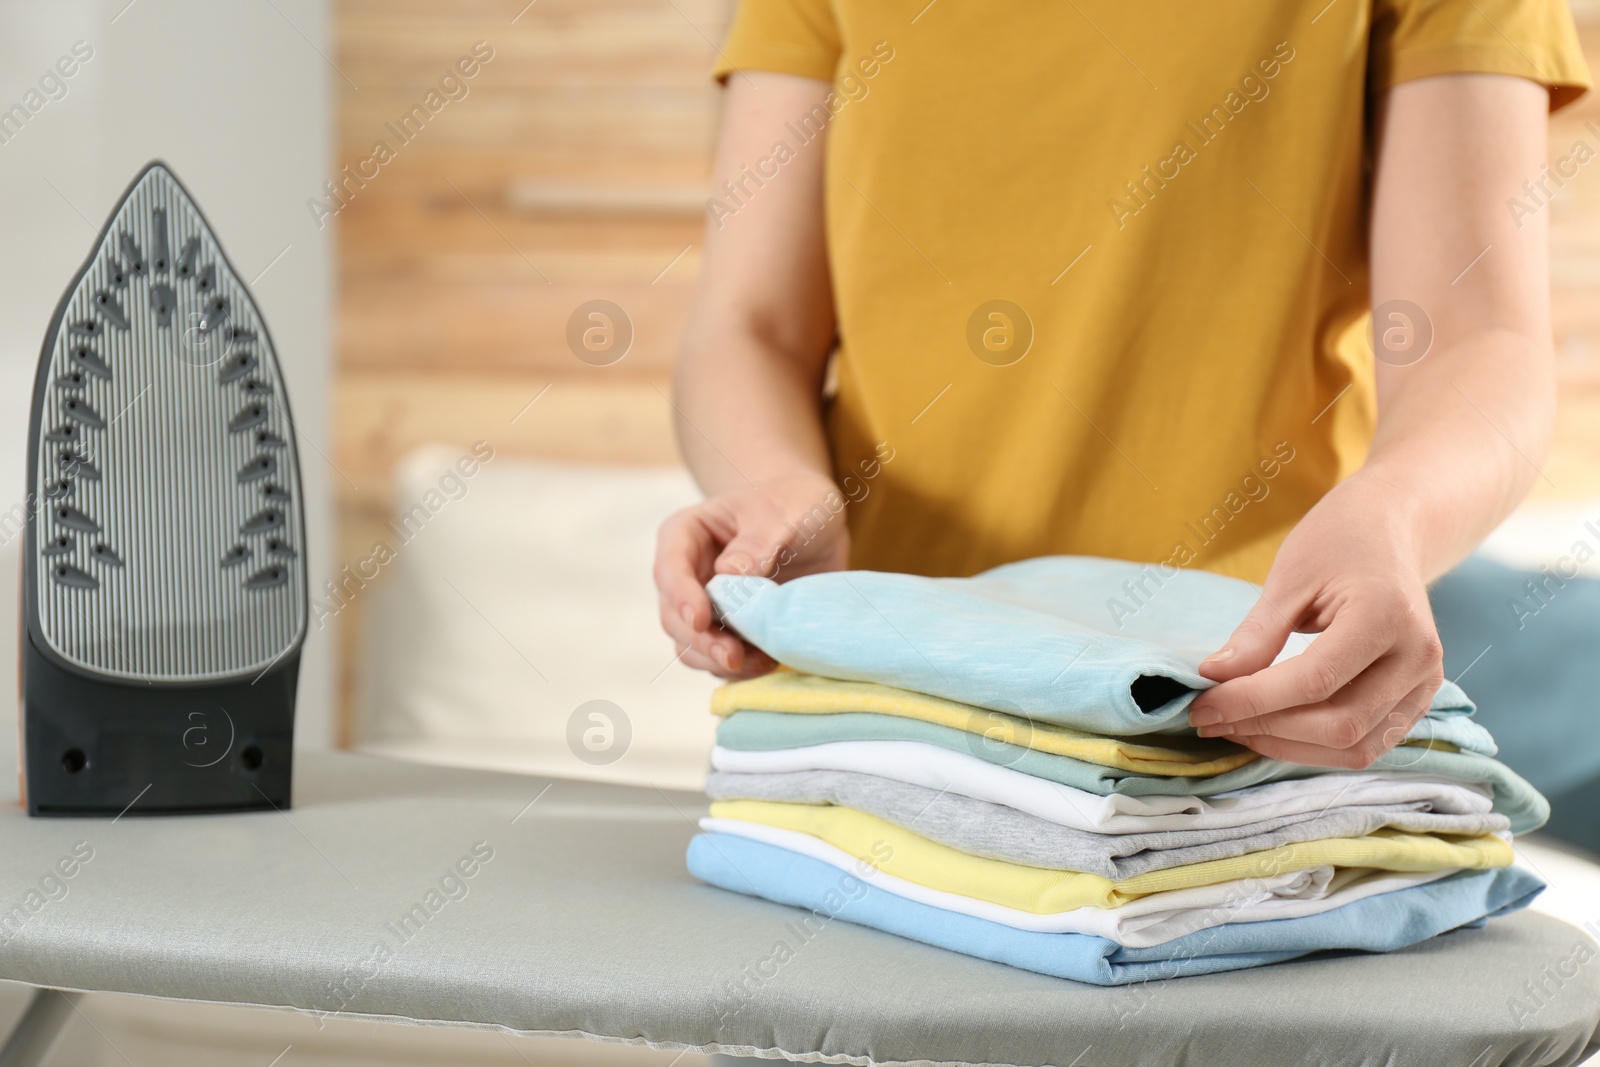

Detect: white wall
[0, 0, 336, 745]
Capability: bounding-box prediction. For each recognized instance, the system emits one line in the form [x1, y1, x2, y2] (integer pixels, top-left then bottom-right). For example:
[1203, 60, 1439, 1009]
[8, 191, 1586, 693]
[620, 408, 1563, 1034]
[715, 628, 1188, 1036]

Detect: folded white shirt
[709, 741, 1493, 834]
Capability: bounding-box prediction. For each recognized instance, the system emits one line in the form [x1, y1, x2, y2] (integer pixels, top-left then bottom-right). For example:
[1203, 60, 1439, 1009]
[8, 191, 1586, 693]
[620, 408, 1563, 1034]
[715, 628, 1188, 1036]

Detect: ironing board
[1, 736, 1597, 1067]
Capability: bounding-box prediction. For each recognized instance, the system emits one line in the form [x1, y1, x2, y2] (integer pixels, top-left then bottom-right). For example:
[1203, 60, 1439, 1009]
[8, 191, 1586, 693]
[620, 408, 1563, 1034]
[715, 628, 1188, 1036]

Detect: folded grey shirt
[705, 770, 1512, 880]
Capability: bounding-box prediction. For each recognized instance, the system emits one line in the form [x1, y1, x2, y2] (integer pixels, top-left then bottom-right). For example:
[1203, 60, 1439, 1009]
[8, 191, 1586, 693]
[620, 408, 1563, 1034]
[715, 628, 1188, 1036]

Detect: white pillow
[1477, 498, 1600, 578]
[352, 448, 719, 791]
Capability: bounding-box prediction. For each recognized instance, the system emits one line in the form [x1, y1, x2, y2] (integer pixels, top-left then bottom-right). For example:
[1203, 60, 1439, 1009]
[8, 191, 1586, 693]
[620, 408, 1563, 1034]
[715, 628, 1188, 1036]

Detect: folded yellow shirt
[712, 671, 1260, 776]
[709, 800, 1513, 914]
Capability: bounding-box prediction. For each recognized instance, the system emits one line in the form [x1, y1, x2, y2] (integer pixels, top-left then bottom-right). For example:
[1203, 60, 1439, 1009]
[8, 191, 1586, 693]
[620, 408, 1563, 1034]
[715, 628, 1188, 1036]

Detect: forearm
[672, 70, 838, 499]
[673, 326, 836, 497]
[1355, 327, 1555, 582]
[1362, 72, 1555, 583]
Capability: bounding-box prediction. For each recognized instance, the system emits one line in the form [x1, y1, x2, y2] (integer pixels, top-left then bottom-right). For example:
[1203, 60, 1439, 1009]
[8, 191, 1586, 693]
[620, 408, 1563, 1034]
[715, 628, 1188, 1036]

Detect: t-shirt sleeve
[1370, 0, 1591, 111]
[712, 0, 842, 84]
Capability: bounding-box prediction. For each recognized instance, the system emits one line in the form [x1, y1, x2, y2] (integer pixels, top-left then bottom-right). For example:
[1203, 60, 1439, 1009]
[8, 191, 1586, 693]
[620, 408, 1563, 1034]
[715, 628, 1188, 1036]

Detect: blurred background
[0, 0, 1598, 1062]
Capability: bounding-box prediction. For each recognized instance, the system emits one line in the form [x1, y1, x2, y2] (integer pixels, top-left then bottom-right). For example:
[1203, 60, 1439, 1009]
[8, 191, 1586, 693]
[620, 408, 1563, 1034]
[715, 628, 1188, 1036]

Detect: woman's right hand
[654, 473, 851, 678]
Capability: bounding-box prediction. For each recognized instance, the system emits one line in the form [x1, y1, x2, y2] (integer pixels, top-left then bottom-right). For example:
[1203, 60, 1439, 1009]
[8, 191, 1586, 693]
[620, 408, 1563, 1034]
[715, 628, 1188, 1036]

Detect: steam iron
[20, 161, 307, 815]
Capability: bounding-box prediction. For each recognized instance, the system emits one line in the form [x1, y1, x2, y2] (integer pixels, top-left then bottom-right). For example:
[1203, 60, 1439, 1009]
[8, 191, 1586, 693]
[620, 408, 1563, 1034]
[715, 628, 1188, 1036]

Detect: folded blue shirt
[687, 833, 1545, 986]
[708, 557, 1484, 745]
[716, 712, 1548, 833]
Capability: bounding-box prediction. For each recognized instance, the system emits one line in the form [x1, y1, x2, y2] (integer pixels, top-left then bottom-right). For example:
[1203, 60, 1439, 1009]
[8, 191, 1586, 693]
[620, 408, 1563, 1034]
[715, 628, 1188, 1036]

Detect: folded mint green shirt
[708, 557, 1491, 752]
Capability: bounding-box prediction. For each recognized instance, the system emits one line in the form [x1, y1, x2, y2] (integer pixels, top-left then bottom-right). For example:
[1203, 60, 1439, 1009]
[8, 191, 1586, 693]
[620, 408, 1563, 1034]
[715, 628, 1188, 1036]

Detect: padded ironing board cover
[1, 737, 1597, 1067]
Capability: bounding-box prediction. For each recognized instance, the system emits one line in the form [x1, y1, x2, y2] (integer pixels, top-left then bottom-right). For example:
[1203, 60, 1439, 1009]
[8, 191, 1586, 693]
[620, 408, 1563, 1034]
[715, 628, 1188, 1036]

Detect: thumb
[713, 516, 794, 578]
[1199, 588, 1299, 682]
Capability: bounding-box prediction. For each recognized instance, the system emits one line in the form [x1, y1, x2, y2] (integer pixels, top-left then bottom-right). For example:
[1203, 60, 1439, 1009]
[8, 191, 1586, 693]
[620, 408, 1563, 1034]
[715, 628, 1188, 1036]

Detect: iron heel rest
[21, 161, 307, 815]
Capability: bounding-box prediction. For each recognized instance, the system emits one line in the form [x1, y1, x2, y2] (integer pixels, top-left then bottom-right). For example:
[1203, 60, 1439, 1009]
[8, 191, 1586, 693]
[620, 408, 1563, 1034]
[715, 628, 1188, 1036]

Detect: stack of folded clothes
[686, 557, 1549, 985]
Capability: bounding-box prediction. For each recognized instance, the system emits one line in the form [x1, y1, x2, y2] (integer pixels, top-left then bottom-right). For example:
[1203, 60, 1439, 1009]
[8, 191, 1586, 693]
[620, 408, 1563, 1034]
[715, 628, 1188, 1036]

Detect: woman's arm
[654, 71, 847, 677]
[1189, 73, 1556, 766]
[1365, 72, 1555, 574]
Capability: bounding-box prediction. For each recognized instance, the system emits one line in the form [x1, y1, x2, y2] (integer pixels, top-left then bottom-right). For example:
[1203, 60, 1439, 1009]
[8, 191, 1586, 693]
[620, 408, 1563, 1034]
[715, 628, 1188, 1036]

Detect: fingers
[657, 588, 776, 677]
[1372, 677, 1443, 770]
[654, 504, 780, 677]
[1232, 685, 1432, 770]
[1196, 652, 1424, 748]
[658, 592, 777, 677]
[1197, 588, 1303, 683]
[729, 643, 778, 678]
[654, 511, 717, 640]
[713, 500, 798, 577]
[1231, 720, 1392, 770]
[654, 507, 741, 671]
[672, 639, 777, 680]
[1189, 607, 1396, 728]
[715, 530, 778, 577]
[673, 642, 721, 673]
[1204, 639, 1441, 770]
[655, 508, 719, 613]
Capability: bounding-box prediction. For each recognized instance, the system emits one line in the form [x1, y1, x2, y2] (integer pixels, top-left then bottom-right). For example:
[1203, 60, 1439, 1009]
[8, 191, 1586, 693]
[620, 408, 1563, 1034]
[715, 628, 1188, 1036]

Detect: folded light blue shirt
[687, 833, 1545, 986]
[708, 557, 1486, 748]
[716, 711, 1548, 833]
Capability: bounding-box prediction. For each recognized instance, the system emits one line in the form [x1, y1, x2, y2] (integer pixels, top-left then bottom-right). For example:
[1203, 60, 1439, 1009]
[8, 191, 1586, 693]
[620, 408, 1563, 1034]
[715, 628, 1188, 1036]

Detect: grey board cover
[0, 732, 1596, 1067]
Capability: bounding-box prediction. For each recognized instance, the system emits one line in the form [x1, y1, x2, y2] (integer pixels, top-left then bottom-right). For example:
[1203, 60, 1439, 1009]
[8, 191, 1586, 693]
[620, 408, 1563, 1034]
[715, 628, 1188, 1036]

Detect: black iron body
[20, 162, 304, 816]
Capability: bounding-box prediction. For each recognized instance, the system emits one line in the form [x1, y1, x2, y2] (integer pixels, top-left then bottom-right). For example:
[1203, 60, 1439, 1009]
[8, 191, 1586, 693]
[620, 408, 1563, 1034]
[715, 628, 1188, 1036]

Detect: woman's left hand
[1186, 473, 1445, 768]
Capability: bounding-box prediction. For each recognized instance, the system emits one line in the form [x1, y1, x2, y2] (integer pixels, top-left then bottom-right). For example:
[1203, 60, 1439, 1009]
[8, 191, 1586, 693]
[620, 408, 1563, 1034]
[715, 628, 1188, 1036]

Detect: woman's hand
[654, 473, 851, 678]
[1187, 474, 1444, 768]
[1190, 74, 1560, 768]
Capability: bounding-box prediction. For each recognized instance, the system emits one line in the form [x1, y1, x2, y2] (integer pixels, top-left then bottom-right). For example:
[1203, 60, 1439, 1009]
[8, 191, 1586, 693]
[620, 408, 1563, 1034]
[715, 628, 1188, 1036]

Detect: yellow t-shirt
[708, 799, 1513, 910]
[712, 670, 1261, 775]
[712, 0, 1589, 582]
